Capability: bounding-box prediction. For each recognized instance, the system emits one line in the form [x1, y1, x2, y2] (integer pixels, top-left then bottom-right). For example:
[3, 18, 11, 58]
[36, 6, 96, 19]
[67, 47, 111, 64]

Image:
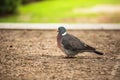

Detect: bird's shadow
[38, 54, 103, 60]
[25, 53, 103, 61]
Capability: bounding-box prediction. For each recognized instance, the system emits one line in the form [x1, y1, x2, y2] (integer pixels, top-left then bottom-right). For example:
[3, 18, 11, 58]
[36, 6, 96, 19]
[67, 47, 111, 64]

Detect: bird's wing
[61, 34, 95, 51]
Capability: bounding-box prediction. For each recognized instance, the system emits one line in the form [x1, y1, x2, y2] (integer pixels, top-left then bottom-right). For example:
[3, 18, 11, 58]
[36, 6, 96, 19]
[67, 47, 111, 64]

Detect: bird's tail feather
[94, 51, 104, 55]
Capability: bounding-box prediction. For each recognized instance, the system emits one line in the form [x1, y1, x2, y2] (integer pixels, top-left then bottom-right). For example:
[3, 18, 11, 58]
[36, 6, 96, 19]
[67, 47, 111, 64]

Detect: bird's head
[58, 26, 67, 36]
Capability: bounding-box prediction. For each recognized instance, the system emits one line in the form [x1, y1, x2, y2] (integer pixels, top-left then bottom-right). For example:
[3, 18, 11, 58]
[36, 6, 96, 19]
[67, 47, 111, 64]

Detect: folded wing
[61, 34, 95, 52]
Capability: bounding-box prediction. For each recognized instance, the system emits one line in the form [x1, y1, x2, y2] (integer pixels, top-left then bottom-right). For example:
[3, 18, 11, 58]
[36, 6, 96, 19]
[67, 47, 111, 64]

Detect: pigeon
[57, 26, 104, 58]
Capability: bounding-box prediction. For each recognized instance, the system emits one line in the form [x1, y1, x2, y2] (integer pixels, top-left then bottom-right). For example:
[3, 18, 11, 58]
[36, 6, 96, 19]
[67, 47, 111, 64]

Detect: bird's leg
[65, 55, 75, 59]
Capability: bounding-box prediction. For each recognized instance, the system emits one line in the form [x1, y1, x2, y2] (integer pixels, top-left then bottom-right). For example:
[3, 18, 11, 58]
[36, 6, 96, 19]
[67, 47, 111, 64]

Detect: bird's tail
[94, 50, 104, 55]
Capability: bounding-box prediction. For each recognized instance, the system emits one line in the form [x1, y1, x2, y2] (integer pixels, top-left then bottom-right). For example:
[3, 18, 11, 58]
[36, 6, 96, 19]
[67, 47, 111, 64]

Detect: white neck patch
[62, 32, 67, 36]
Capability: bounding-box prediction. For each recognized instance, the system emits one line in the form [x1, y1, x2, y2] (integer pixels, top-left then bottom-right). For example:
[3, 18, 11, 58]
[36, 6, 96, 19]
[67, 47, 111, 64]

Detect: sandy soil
[0, 29, 120, 80]
[62, 5, 120, 23]
[62, 13, 120, 23]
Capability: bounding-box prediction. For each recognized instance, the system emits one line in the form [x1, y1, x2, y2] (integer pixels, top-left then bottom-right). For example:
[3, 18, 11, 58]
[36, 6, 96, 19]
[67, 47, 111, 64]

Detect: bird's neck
[62, 32, 67, 36]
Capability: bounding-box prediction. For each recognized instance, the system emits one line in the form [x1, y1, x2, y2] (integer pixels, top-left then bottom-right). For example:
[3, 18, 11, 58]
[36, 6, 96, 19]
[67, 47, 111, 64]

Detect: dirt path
[63, 5, 120, 23]
[73, 5, 120, 13]
[0, 30, 120, 80]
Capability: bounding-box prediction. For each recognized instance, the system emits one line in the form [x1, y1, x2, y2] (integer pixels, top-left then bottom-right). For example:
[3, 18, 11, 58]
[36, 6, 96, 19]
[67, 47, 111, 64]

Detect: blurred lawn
[0, 0, 120, 23]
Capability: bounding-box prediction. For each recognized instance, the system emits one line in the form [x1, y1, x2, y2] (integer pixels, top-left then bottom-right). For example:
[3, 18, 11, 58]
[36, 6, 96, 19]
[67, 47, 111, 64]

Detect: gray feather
[61, 34, 95, 52]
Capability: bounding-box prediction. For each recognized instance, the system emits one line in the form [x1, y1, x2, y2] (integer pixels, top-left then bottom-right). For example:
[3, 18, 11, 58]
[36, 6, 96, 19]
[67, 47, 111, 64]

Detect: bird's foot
[65, 56, 75, 59]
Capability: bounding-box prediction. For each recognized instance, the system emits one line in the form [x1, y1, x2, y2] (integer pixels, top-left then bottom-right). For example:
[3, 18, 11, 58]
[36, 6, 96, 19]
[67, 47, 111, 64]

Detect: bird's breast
[57, 34, 63, 49]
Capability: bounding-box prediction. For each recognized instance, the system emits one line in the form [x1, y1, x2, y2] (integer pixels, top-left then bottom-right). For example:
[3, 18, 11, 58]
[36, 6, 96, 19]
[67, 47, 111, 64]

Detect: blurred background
[0, 1, 120, 80]
[0, 0, 120, 23]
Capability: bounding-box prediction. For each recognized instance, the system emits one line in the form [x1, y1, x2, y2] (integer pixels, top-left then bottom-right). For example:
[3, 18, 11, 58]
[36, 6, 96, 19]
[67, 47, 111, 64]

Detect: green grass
[0, 0, 120, 23]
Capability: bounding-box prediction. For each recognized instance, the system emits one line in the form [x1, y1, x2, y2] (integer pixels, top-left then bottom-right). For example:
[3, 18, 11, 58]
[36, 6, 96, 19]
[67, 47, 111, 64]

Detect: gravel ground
[0, 29, 120, 80]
